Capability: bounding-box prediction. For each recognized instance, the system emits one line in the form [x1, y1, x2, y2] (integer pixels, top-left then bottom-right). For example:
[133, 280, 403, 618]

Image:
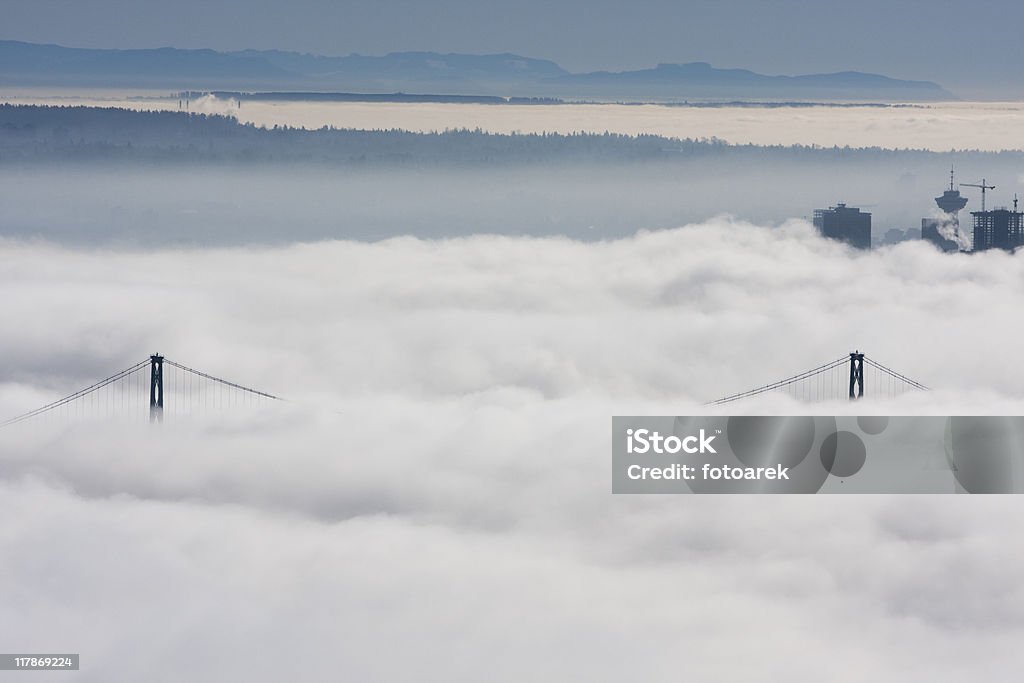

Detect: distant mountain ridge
[560, 62, 941, 89]
[0, 40, 955, 101]
[552, 61, 953, 100]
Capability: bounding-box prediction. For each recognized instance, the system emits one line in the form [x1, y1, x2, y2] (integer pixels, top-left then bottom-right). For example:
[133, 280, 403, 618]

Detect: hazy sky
[3, 0, 1022, 93]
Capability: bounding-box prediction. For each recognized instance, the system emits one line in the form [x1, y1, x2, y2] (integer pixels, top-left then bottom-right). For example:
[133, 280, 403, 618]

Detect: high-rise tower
[813, 203, 871, 249]
[922, 167, 968, 252]
[935, 166, 968, 219]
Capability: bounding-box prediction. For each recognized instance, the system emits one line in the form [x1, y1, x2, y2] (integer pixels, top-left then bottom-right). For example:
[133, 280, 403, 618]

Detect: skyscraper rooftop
[935, 166, 968, 216]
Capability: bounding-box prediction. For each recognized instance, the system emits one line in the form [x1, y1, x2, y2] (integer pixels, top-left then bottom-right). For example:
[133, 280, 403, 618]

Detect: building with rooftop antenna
[922, 166, 967, 252]
[970, 200, 1024, 252]
[935, 166, 969, 216]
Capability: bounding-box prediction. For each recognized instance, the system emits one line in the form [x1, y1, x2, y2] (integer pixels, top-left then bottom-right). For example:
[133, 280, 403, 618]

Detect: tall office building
[813, 203, 871, 250]
[971, 207, 1024, 252]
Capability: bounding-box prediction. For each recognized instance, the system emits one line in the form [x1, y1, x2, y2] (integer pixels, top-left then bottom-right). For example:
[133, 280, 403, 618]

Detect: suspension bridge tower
[848, 350, 864, 400]
[149, 354, 164, 422]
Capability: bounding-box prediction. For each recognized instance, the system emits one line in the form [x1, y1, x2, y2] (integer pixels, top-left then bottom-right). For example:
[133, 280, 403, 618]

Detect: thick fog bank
[3, 222, 1024, 680]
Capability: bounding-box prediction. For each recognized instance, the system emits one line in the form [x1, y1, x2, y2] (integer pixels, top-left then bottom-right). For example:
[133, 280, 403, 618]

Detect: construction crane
[960, 178, 995, 212]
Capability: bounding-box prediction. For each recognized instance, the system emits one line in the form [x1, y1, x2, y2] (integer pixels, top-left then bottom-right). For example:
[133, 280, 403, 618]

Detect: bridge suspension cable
[862, 356, 929, 391]
[163, 359, 281, 401]
[0, 355, 282, 428]
[706, 356, 849, 405]
[0, 359, 151, 427]
[706, 351, 929, 405]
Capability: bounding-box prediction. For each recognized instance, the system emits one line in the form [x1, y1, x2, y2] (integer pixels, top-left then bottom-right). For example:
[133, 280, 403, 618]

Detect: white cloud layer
[6, 96, 1024, 151]
[2, 220, 1024, 680]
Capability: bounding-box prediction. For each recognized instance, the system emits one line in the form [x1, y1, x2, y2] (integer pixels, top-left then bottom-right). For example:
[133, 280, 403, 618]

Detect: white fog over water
[3, 223, 1024, 680]
[4, 88, 1024, 681]
[5, 93, 1024, 152]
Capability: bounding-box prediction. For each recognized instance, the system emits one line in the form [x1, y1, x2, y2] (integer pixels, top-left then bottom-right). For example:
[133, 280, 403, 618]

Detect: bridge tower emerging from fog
[848, 351, 864, 400]
[149, 354, 164, 422]
[705, 350, 928, 405]
[0, 354, 282, 429]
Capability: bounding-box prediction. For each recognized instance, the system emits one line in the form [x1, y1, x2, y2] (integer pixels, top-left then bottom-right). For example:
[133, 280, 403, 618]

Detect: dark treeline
[1, 104, 1019, 166]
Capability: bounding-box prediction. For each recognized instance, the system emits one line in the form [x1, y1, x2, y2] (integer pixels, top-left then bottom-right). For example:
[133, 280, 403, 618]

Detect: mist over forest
[3, 105, 1021, 246]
